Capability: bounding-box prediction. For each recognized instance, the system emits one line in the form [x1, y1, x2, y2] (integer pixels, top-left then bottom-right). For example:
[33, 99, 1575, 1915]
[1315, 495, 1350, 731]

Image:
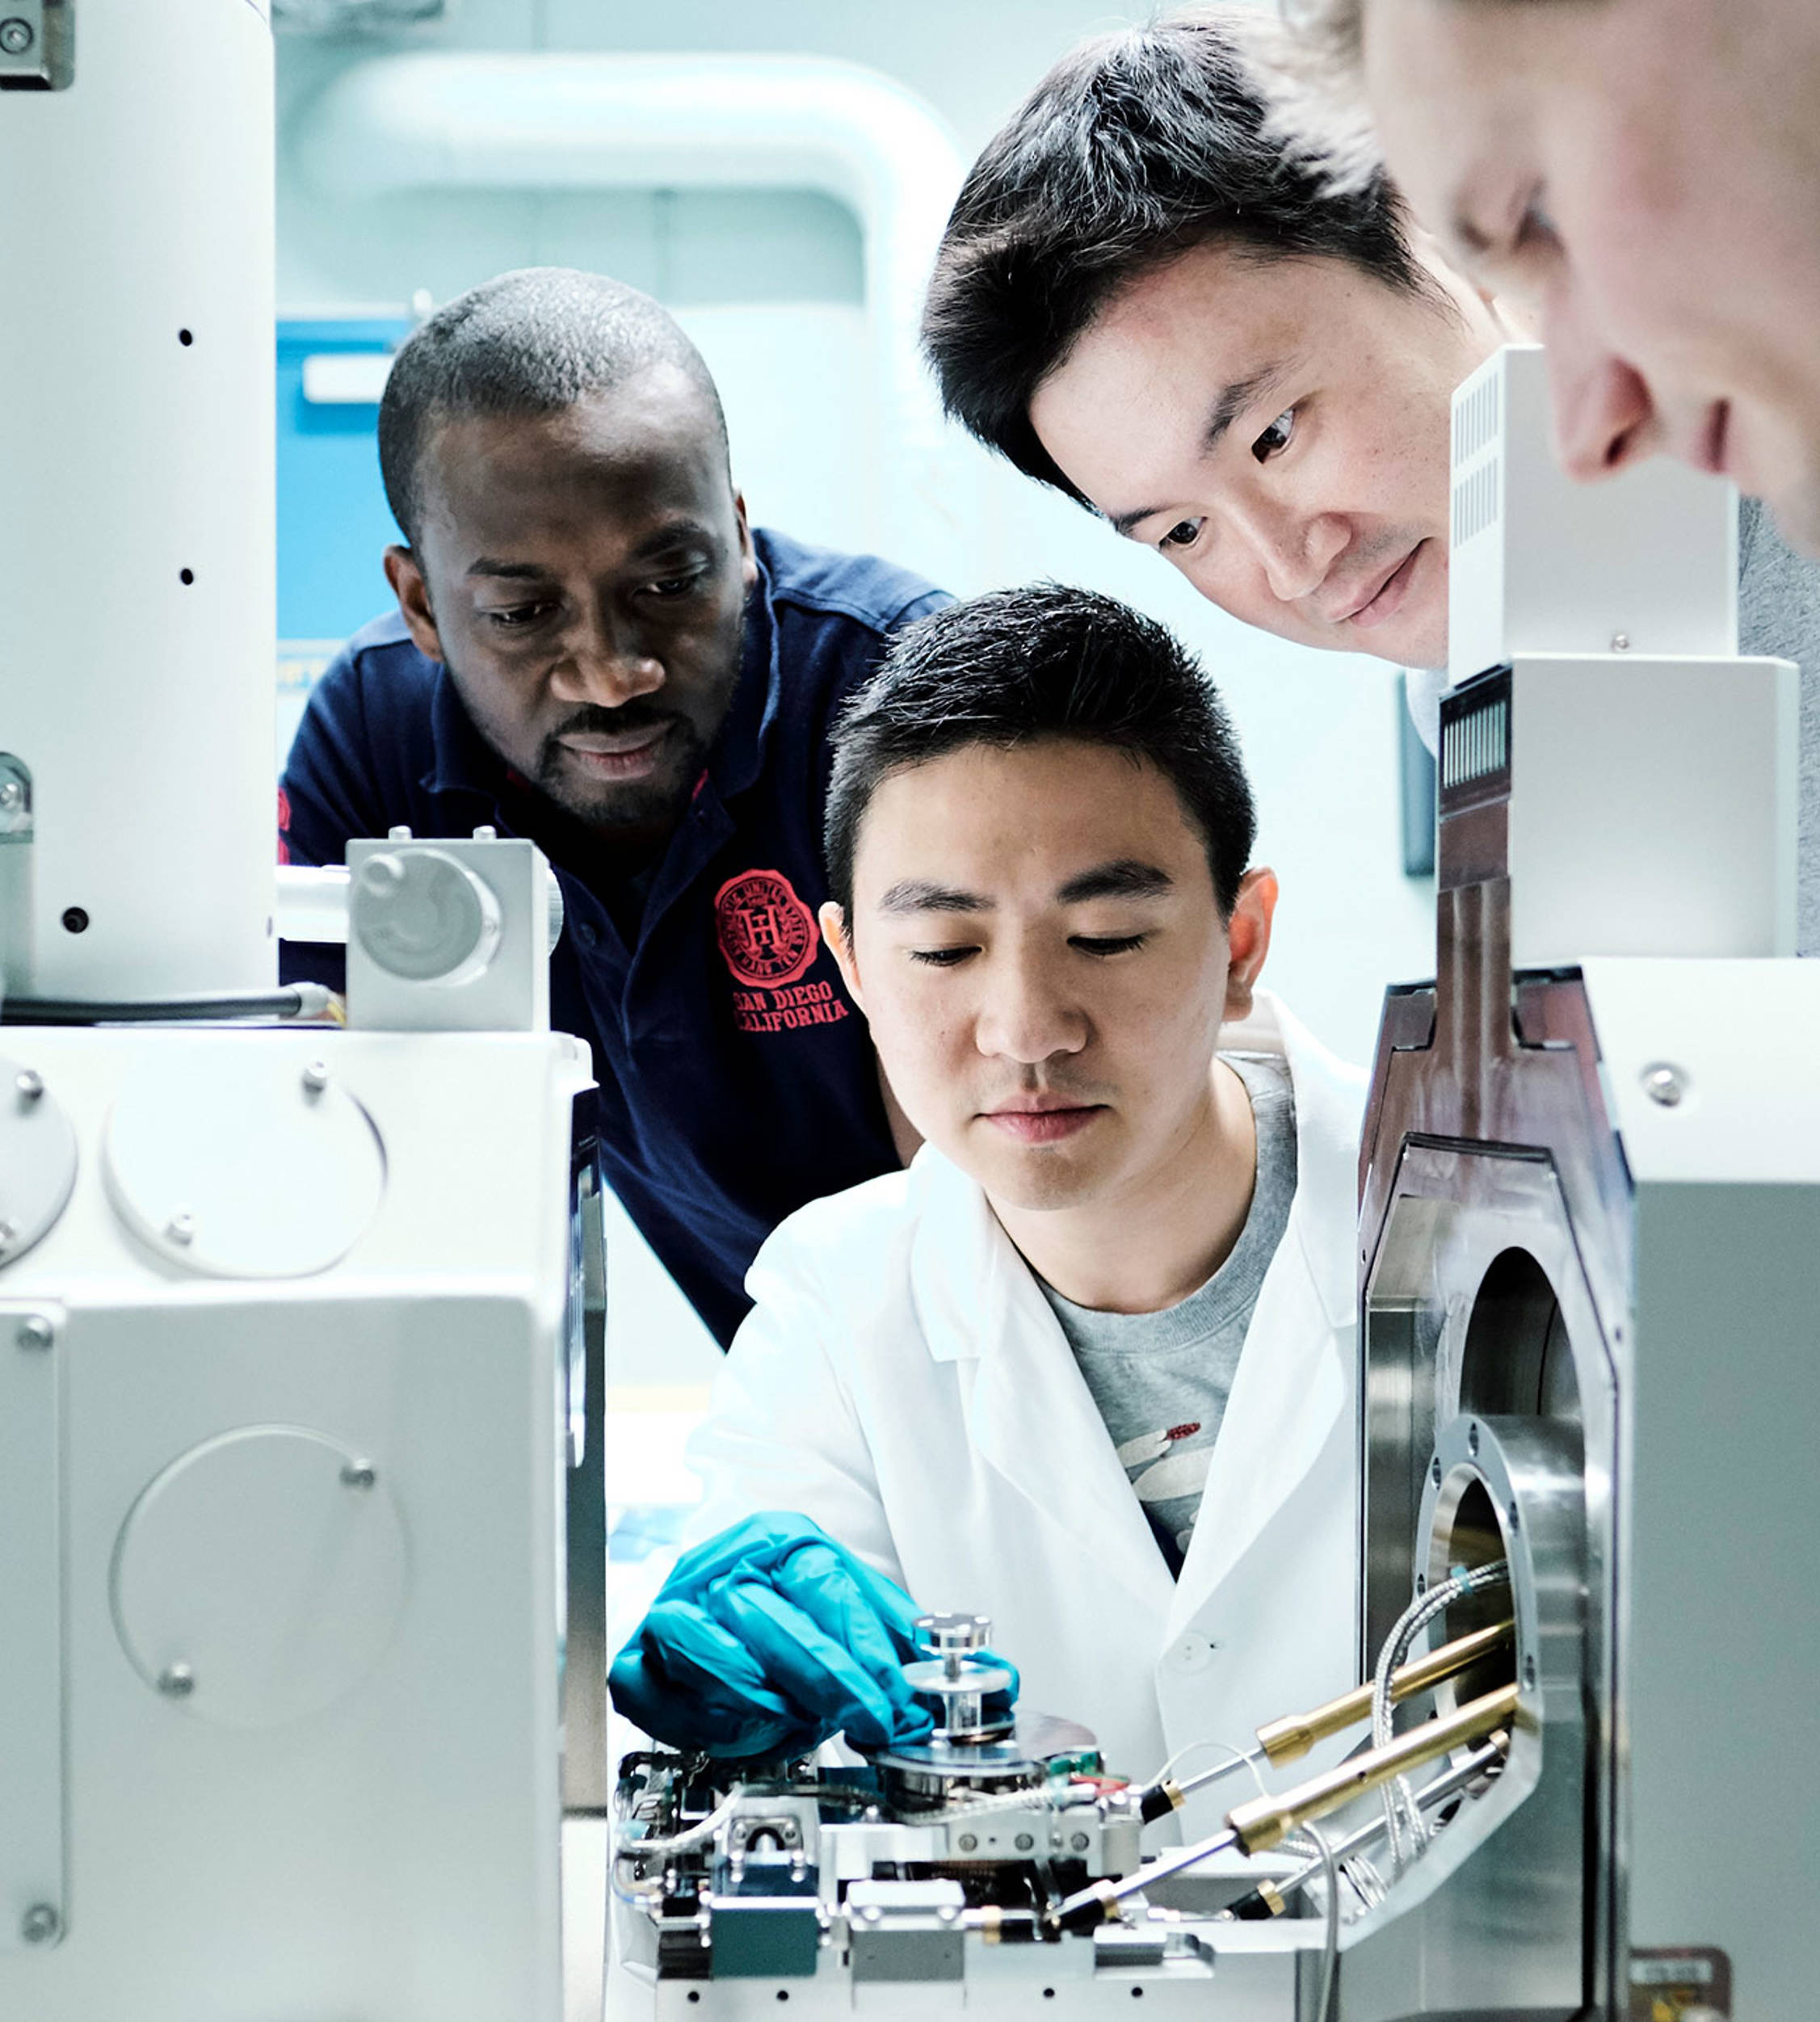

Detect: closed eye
[909, 945, 977, 968]
[1252, 408, 1296, 464]
[1070, 933, 1147, 956]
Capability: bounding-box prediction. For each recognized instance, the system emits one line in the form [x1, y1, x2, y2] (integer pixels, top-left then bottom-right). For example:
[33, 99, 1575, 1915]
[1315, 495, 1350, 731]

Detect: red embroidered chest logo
[714, 868, 820, 987]
[714, 868, 851, 1036]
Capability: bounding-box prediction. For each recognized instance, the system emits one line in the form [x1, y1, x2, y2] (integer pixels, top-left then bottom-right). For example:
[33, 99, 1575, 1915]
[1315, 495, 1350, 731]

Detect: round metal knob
[915, 1612, 991, 1654]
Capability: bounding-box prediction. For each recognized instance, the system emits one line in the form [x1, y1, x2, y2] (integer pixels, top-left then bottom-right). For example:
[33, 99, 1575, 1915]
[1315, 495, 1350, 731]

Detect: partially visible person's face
[386, 362, 756, 843]
[1360, 0, 1820, 555]
[824, 738, 1274, 1217]
[1028, 242, 1509, 670]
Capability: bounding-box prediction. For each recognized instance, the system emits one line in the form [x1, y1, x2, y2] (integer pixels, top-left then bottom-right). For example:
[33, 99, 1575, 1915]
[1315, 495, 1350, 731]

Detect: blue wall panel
[276, 318, 409, 643]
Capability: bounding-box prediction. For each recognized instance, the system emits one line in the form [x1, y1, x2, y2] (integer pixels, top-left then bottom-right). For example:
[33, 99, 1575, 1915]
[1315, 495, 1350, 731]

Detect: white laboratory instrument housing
[0, 4, 599, 2017]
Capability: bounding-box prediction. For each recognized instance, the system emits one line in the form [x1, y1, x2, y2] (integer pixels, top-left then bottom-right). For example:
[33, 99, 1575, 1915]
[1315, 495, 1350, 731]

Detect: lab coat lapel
[908, 1153, 1178, 1618]
[1167, 999, 1361, 1640]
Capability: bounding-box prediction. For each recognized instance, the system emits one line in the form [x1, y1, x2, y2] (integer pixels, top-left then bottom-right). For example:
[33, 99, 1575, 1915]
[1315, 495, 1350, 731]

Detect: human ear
[385, 546, 446, 663]
[819, 902, 865, 1014]
[1221, 867, 1279, 1024]
[733, 490, 759, 593]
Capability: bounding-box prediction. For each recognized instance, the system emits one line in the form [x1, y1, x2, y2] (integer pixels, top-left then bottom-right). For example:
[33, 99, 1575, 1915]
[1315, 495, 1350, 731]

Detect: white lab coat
[685, 993, 1364, 1819]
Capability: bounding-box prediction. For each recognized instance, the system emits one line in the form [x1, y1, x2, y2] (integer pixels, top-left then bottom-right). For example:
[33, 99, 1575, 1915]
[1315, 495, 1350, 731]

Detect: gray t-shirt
[1036, 1053, 1297, 1577]
[1406, 498, 1820, 956]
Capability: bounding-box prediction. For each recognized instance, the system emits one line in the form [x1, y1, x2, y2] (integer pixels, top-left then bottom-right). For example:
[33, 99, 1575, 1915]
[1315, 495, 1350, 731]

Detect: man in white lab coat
[613, 583, 1364, 1799]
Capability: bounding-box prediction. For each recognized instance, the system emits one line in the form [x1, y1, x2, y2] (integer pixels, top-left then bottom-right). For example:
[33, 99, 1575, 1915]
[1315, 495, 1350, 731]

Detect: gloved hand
[608, 1512, 1017, 1760]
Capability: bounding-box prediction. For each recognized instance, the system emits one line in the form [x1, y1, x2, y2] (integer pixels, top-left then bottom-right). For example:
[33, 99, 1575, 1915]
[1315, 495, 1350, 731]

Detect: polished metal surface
[1343, 673, 1626, 2016]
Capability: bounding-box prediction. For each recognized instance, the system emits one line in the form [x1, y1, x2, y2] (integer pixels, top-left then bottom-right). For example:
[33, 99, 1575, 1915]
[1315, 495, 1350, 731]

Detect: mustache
[549, 702, 687, 740]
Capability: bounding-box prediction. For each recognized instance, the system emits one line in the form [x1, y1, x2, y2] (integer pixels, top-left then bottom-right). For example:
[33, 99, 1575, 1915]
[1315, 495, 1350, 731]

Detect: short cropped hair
[824, 584, 1255, 918]
[922, 7, 1438, 502]
[377, 267, 729, 546]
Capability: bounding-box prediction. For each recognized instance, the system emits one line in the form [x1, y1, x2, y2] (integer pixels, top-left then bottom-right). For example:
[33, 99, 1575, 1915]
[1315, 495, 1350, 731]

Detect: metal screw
[16, 1315, 53, 1352]
[861, 1905, 882, 1923]
[340, 1461, 377, 1490]
[19, 1902, 58, 1944]
[157, 1662, 195, 1698]
[15, 1068, 43, 1100]
[939, 1906, 958, 1924]
[1015, 1832, 1034, 1851]
[1524, 1654, 1538, 1690]
[0, 780, 23, 811]
[1468, 1421, 1481, 1457]
[301, 1060, 330, 1095]
[0, 19, 36, 57]
[1070, 1831, 1091, 1852]
[1431, 1456, 1443, 1487]
[165, 1211, 195, 1246]
[956, 1833, 977, 1852]
[1507, 1500, 1522, 1534]
[1611, 632, 1631, 652]
[1642, 1062, 1688, 1108]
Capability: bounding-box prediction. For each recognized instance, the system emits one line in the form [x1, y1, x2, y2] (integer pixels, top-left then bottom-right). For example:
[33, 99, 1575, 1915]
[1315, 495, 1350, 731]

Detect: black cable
[2, 988, 324, 1026]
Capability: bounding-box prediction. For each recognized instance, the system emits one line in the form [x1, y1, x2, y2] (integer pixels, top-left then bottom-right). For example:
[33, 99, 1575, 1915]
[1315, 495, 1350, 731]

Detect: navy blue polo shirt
[280, 528, 949, 1347]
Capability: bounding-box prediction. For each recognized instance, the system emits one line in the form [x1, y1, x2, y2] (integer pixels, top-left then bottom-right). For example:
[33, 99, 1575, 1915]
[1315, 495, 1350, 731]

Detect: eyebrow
[1055, 860, 1175, 905]
[875, 860, 1174, 916]
[1107, 357, 1297, 540]
[877, 880, 991, 916]
[463, 520, 721, 582]
[465, 557, 549, 581]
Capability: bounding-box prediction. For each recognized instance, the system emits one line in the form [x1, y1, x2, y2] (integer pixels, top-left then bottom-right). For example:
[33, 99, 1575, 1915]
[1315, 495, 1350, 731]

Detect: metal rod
[1252, 1618, 1515, 1768]
[1232, 1730, 1510, 1917]
[1227, 1684, 1519, 1855]
[1056, 1684, 1519, 1933]
[1143, 1618, 1514, 1821]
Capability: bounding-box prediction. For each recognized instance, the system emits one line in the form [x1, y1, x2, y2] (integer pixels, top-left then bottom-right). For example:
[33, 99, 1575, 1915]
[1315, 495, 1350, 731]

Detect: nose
[1220, 494, 1349, 606]
[1545, 280, 1658, 481]
[973, 945, 1087, 1067]
[549, 610, 665, 708]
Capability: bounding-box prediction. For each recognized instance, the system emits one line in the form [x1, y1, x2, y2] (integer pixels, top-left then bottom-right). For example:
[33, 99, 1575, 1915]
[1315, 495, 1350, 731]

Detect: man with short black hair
[922, 9, 1820, 950]
[923, 8, 1514, 674]
[281, 267, 948, 1345]
[612, 584, 1364, 1785]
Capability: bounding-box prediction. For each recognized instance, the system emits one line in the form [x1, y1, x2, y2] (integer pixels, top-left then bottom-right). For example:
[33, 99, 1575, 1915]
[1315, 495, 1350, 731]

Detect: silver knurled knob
[915, 1612, 991, 1656]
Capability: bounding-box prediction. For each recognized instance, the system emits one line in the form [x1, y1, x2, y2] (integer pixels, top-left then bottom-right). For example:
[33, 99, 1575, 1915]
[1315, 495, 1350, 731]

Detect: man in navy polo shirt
[280, 268, 948, 1346]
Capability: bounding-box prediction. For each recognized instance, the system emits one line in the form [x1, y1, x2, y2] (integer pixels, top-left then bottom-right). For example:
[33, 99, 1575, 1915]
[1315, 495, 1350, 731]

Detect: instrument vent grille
[1452, 455, 1501, 546]
[1442, 688, 1511, 794]
[1454, 372, 1502, 463]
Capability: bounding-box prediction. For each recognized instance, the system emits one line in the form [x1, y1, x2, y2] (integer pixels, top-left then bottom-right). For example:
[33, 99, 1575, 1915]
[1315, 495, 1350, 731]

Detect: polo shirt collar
[419, 663, 511, 805]
[706, 536, 784, 804]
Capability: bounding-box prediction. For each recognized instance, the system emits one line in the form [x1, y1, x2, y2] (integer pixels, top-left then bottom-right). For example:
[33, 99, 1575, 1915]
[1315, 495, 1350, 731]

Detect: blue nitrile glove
[608, 1512, 1018, 1760]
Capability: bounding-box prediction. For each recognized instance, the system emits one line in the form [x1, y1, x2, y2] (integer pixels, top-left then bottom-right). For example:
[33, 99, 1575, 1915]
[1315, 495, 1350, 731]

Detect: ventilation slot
[1453, 372, 1501, 465]
[1442, 692, 1510, 793]
[1452, 455, 1500, 546]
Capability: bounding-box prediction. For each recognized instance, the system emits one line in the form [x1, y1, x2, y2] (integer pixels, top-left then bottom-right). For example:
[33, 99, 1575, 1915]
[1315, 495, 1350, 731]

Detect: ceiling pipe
[288, 52, 971, 585]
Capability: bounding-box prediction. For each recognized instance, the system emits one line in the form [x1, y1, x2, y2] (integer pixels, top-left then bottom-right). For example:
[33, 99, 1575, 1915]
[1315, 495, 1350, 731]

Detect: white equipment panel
[0, 1025, 591, 2022]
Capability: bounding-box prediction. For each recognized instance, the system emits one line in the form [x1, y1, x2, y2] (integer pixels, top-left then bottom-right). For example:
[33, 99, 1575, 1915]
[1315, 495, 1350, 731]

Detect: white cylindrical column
[0, 0, 275, 999]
